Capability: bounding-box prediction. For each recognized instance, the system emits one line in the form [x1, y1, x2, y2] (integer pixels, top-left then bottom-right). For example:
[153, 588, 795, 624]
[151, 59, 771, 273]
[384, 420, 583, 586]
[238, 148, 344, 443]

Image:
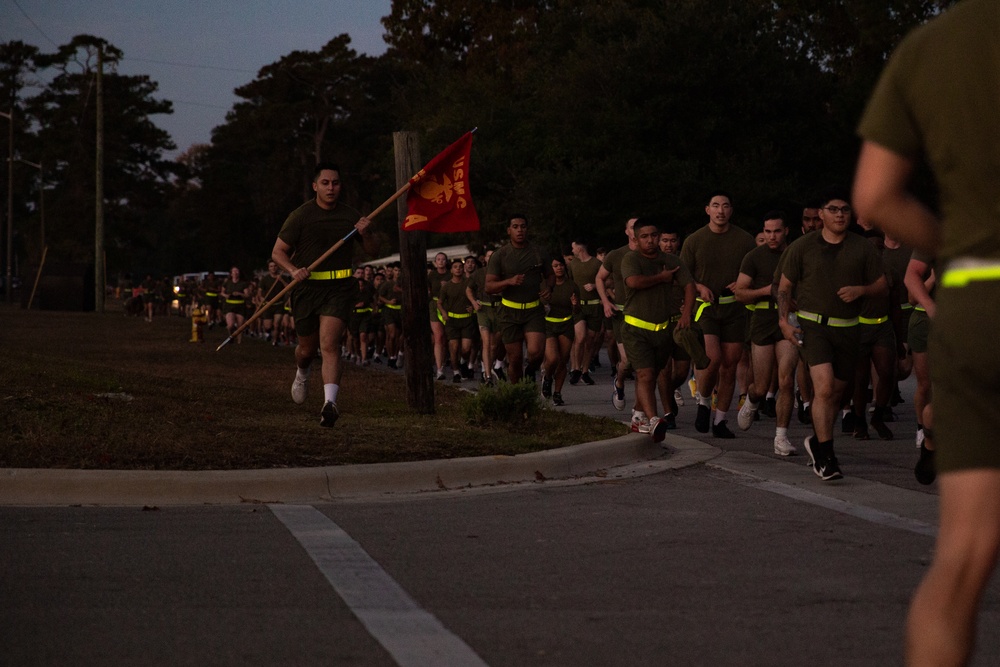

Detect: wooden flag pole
[216, 181, 412, 352]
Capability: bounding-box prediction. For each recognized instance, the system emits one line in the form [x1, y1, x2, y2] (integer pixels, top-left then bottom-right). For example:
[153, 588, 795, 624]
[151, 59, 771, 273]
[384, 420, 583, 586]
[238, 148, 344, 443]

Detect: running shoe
[695, 404, 711, 433]
[542, 373, 553, 399]
[712, 420, 735, 439]
[674, 389, 684, 407]
[663, 413, 677, 430]
[737, 398, 757, 431]
[291, 375, 308, 404]
[552, 392, 565, 406]
[870, 409, 893, 440]
[569, 369, 582, 385]
[320, 401, 339, 427]
[650, 416, 668, 444]
[581, 372, 595, 386]
[453, 372, 462, 383]
[612, 385, 625, 411]
[803, 437, 843, 481]
[773, 434, 797, 456]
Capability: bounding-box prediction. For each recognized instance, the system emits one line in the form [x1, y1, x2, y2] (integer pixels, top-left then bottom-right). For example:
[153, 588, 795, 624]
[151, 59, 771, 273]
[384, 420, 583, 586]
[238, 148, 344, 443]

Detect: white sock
[803, 401, 811, 409]
[714, 410, 727, 425]
[494, 360, 503, 370]
[766, 391, 775, 400]
[324, 383, 339, 404]
[776, 427, 788, 439]
[295, 367, 311, 383]
[697, 394, 711, 408]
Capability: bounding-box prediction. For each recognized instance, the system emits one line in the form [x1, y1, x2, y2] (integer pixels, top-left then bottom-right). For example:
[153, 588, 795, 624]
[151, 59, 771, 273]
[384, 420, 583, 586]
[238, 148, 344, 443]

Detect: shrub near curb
[462, 380, 542, 428]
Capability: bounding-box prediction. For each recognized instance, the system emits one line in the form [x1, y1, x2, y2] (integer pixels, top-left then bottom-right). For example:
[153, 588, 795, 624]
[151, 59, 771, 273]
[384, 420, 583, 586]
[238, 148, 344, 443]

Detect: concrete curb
[0, 431, 719, 506]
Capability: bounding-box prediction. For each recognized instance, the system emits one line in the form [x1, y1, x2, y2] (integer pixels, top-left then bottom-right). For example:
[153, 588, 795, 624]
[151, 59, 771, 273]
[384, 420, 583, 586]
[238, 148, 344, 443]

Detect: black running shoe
[712, 420, 735, 439]
[320, 401, 339, 427]
[695, 404, 710, 433]
[541, 373, 553, 399]
[552, 392, 565, 406]
[870, 409, 894, 440]
[663, 413, 677, 430]
[494, 367, 507, 382]
[581, 372, 595, 386]
[914, 444, 936, 485]
[760, 397, 777, 418]
[841, 410, 856, 434]
[569, 369, 582, 385]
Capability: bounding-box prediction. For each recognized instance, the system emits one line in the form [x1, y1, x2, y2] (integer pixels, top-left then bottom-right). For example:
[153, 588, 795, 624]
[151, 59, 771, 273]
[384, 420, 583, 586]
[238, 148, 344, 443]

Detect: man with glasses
[776, 189, 886, 480]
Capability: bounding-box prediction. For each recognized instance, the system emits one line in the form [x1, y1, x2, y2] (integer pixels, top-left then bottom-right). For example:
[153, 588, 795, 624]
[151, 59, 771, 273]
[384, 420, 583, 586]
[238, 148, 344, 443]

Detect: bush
[462, 379, 542, 427]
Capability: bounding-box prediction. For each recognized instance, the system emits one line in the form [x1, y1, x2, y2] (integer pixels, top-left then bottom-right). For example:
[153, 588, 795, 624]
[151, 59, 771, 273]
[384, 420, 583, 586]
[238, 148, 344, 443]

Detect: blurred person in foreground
[853, 1, 1000, 664]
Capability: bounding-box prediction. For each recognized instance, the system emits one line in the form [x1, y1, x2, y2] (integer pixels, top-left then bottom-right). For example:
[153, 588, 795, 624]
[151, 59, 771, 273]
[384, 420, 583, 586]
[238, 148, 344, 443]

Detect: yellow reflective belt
[797, 310, 859, 327]
[624, 314, 671, 331]
[914, 306, 927, 312]
[580, 299, 602, 306]
[859, 315, 888, 325]
[717, 295, 737, 305]
[900, 303, 914, 310]
[695, 299, 711, 322]
[205, 291, 218, 297]
[309, 269, 353, 280]
[384, 303, 402, 310]
[545, 314, 573, 323]
[354, 307, 372, 313]
[942, 264, 1000, 288]
[225, 298, 245, 304]
[447, 311, 472, 319]
[753, 302, 774, 310]
[501, 298, 540, 310]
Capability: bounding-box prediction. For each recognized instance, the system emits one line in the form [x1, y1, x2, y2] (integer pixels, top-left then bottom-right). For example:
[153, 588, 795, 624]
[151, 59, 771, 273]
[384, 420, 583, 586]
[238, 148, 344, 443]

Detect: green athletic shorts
[476, 303, 499, 332]
[696, 300, 748, 343]
[859, 319, 895, 355]
[908, 309, 931, 354]
[498, 304, 546, 344]
[445, 315, 476, 341]
[577, 302, 604, 333]
[932, 282, 1000, 472]
[749, 308, 782, 347]
[291, 278, 358, 337]
[621, 321, 673, 371]
[799, 319, 860, 383]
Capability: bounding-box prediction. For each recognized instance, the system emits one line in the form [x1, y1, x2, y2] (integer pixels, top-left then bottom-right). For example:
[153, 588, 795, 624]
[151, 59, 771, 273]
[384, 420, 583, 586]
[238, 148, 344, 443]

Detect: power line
[11, 0, 59, 47]
[125, 57, 255, 75]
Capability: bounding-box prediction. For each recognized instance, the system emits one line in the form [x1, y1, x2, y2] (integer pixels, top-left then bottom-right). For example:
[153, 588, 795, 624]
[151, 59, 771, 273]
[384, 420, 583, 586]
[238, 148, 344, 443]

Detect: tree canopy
[1, 0, 955, 283]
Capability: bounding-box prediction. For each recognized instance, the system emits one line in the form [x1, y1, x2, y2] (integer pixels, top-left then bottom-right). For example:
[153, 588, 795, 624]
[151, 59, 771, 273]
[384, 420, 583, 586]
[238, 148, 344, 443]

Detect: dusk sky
[1, 0, 394, 159]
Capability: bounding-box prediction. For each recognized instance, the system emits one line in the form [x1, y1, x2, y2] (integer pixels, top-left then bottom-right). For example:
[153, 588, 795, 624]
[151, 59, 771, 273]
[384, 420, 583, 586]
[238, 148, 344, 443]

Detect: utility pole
[94, 44, 105, 313]
[393, 131, 435, 414]
[17, 158, 43, 253]
[2, 108, 12, 303]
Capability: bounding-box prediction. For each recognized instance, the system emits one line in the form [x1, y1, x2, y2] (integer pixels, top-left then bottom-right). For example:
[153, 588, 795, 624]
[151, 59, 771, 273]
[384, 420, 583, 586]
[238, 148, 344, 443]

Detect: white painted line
[724, 473, 937, 537]
[269, 504, 488, 667]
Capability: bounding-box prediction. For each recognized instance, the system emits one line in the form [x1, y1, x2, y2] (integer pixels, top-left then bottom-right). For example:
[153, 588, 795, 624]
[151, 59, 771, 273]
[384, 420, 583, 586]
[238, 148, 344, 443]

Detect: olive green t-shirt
[739, 244, 784, 297]
[680, 224, 756, 296]
[570, 256, 602, 303]
[621, 250, 692, 323]
[439, 278, 471, 315]
[545, 279, 580, 320]
[277, 199, 363, 271]
[780, 232, 884, 319]
[882, 243, 913, 306]
[486, 243, 552, 303]
[377, 278, 399, 306]
[601, 244, 631, 307]
[427, 268, 450, 302]
[857, 0, 1000, 263]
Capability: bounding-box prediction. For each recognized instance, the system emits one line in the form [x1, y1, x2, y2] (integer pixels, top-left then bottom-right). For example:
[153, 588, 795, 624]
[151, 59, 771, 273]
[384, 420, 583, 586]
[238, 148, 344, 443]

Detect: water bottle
[788, 312, 803, 346]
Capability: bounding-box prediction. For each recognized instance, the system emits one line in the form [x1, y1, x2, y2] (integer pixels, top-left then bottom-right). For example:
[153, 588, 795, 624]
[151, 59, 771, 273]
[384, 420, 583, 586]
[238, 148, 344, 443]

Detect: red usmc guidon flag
[403, 132, 480, 232]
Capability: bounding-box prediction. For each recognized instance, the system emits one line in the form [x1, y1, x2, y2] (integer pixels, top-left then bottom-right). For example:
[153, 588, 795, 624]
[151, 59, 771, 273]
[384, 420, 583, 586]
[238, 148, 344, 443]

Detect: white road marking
[721, 471, 937, 537]
[269, 504, 488, 667]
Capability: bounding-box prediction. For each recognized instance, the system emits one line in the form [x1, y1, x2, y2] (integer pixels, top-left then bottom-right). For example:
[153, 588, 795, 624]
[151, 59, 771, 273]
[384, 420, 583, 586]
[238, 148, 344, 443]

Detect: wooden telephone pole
[393, 131, 435, 414]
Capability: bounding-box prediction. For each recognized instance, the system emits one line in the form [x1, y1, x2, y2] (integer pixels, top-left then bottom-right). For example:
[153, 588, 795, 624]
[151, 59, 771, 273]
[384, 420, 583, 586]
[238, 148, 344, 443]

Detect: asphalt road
[4, 354, 1000, 666]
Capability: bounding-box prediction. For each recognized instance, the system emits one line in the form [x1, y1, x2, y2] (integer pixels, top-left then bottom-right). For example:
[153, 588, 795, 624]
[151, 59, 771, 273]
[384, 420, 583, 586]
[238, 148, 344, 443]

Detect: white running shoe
[916, 428, 925, 449]
[630, 411, 650, 434]
[674, 389, 684, 407]
[737, 398, 757, 431]
[291, 376, 308, 404]
[773, 434, 797, 456]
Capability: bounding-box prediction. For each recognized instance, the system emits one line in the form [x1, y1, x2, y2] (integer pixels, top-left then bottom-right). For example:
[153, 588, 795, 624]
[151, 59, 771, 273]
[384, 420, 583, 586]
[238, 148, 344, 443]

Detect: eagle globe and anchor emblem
[403, 155, 471, 229]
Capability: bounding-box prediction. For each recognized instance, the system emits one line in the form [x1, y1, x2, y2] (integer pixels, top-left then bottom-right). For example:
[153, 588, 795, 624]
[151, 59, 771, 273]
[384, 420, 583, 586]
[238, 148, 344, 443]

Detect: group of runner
[475, 193, 933, 489]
